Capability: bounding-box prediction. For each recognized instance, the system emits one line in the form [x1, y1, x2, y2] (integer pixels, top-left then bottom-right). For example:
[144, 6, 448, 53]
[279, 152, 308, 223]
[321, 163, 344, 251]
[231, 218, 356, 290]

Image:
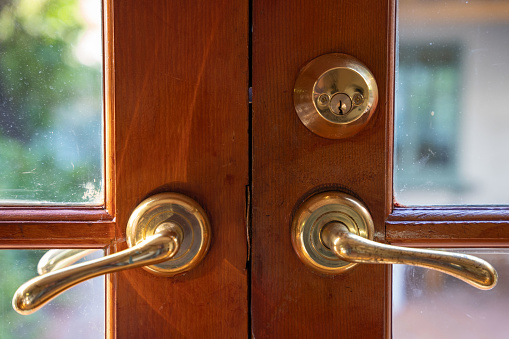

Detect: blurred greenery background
[0, 250, 105, 338]
[0, 0, 102, 204]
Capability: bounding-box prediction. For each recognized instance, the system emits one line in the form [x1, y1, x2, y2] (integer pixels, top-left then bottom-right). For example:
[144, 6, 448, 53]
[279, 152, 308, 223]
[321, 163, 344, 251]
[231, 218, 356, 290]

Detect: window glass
[393, 250, 509, 338]
[0, 0, 103, 204]
[395, 0, 509, 205]
[0, 249, 105, 338]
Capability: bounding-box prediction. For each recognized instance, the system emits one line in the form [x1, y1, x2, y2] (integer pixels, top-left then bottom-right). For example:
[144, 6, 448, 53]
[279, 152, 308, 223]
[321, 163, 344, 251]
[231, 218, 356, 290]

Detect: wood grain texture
[0, 207, 112, 221]
[0, 221, 113, 248]
[252, 0, 393, 337]
[103, 0, 116, 220]
[387, 208, 509, 246]
[389, 207, 509, 221]
[111, 0, 249, 337]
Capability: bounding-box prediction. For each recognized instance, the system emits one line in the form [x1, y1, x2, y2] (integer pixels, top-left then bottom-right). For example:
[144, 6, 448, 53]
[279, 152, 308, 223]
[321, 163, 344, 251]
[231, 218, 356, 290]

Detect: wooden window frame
[0, 0, 116, 250]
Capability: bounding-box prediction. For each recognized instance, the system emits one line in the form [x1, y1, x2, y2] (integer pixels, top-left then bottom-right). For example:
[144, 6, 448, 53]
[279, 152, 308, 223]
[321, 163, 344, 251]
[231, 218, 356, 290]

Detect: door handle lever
[37, 249, 101, 275]
[321, 221, 497, 290]
[13, 192, 211, 315]
[14, 226, 180, 315]
[291, 191, 497, 290]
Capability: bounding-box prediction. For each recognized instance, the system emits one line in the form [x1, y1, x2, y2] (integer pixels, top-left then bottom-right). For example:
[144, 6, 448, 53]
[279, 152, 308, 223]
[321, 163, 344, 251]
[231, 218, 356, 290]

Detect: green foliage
[0, 250, 105, 338]
[0, 250, 44, 339]
[0, 0, 103, 203]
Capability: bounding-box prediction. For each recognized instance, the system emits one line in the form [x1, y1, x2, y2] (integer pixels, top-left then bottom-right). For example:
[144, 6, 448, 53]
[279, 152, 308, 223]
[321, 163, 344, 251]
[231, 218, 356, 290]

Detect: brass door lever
[291, 191, 497, 290]
[13, 192, 211, 315]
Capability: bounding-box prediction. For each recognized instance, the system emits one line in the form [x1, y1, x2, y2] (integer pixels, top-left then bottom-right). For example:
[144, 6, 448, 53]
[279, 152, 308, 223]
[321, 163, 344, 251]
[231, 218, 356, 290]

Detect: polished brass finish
[126, 192, 211, 276]
[13, 227, 180, 315]
[329, 93, 352, 116]
[37, 249, 101, 275]
[14, 192, 212, 315]
[321, 222, 498, 290]
[291, 191, 374, 274]
[294, 53, 378, 139]
[291, 191, 498, 290]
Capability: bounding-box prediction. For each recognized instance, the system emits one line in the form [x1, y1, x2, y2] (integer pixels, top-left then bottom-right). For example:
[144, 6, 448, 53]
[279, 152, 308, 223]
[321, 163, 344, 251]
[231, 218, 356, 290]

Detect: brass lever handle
[291, 191, 498, 290]
[13, 192, 211, 315]
[37, 249, 101, 275]
[321, 222, 497, 290]
[13, 225, 180, 315]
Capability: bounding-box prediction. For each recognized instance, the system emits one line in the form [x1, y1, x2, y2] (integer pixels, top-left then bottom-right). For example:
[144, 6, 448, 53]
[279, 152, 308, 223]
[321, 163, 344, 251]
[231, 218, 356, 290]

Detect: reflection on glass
[395, 0, 509, 205]
[393, 250, 509, 339]
[0, 0, 103, 204]
[0, 250, 105, 339]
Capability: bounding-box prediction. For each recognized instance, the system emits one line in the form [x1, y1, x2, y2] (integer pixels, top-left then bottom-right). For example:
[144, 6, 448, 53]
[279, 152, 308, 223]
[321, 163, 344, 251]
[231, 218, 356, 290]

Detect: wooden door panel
[113, 1, 249, 337]
[252, 0, 394, 337]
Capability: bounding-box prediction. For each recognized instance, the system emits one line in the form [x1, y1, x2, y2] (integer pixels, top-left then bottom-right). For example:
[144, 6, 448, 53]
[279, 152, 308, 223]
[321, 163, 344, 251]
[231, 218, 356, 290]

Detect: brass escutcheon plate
[126, 192, 211, 276]
[294, 53, 378, 139]
[291, 191, 374, 274]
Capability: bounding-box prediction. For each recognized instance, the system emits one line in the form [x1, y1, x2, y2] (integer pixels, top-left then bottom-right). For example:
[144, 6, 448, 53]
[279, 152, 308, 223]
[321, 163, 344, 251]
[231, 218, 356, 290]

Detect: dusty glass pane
[0, 0, 103, 204]
[393, 250, 509, 338]
[395, 0, 509, 205]
[0, 249, 105, 339]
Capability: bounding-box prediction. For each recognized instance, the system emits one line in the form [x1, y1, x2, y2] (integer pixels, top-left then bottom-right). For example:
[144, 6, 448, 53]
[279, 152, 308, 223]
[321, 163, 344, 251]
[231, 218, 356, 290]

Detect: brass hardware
[294, 53, 378, 139]
[13, 226, 180, 315]
[13, 192, 211, 315]
[291, 191, 498, 290]
[126, 192, 211, 276]
[37, 249, 101, 275]
[291, 191, 374, 274]
[321, 222, 497, 290]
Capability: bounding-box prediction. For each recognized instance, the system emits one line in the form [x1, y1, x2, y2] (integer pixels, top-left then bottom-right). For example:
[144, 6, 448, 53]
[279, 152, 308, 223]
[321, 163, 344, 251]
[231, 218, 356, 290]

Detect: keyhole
[337, 101, 343, 115]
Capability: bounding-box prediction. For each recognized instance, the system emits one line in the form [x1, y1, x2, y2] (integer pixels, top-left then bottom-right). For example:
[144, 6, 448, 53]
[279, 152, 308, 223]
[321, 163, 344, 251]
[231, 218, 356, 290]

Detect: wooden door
[110, 0, 249, 337]
[251, 0, 393, 337]
[6, 0, 507, 337]
[251, 0, 509, 338]
[2, 0, 249, 338]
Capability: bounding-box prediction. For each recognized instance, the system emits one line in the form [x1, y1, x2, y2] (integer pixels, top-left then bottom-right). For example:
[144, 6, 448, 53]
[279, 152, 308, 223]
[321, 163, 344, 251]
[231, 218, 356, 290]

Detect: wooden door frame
[109, 0, 249, 337]
[1, 0, 250, 337]
[251, 0, 395, 337]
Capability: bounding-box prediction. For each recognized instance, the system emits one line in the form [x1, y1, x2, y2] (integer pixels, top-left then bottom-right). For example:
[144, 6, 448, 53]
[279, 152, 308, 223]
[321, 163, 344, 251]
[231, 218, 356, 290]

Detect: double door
[9, 0, 504, 338]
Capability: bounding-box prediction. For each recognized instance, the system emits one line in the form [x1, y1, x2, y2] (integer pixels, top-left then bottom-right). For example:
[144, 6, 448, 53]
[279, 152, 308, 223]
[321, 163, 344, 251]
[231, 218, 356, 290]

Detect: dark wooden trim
[386, 207, 509, 246]
[0, 221, 114, 248]
[0, 207, 114, 221]
[385, 1, 396, 338]
[389, 207, 509, 221]
[385, 266, 392, 339]
[385, 0, 396, 220]
[386, 222, 509, 247]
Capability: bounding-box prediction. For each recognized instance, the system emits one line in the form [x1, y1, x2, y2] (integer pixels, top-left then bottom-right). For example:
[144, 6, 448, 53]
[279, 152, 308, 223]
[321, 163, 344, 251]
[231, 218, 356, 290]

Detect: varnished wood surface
[103, 0, 115, 220]
[112, 0, 249, 337]
[252, 0, 393, 337]
[0, 207, 112, 221]
[390, 207, 509, 221]
[387, 222, 509, 247]
[387, 208, 509, 246]
[3, 0, 509, 337]
[0, 221, 113, 248]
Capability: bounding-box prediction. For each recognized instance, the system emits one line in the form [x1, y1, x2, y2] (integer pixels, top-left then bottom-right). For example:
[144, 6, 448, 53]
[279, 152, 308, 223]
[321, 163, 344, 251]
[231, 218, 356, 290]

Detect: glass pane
[395, 0, 509, 205]
[0, 249, 105, 338]
[393, 250, 509, 338]
[0, 0, 103, 204]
